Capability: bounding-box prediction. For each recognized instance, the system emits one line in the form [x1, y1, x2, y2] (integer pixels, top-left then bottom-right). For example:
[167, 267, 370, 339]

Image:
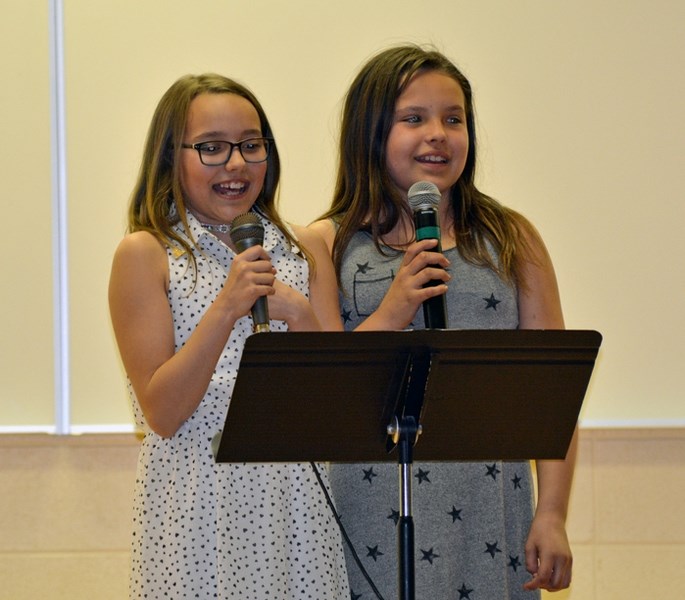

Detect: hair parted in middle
[320, 44, 534, 289]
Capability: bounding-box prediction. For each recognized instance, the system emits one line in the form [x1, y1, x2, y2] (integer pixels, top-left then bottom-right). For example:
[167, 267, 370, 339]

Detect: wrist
[282, 295, 319, 331]
[533, 504, 568, 525]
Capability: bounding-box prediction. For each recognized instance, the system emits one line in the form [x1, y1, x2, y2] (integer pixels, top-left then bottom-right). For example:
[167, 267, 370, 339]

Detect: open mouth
[213, 181, 248, 196]
[416, 155, 448, 164]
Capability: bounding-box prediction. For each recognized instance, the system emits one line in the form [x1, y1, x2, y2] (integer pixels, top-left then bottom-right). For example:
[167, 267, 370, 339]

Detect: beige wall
[0, 2, 55, 425]
[1, 428, 684, 599]
[1, 0, 684, 430]
[2, 3, 683, 595]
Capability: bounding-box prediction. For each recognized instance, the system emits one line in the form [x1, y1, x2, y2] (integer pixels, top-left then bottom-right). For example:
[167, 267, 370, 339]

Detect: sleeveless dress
[128, 211, 349, 599]
[330, 230, 540, 600]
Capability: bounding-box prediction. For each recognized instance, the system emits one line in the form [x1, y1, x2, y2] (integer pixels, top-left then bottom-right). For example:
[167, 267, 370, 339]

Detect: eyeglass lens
[197, 138, 270, 165]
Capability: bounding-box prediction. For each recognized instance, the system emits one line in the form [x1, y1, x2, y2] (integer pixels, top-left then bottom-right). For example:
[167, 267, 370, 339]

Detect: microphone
[407, 181, 448, 329]
[229, 212, 270, 333]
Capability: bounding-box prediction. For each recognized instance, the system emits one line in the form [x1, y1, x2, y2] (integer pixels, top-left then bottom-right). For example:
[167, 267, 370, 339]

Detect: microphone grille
[408, 181, 441, 210]
[230, 212, 264, 244]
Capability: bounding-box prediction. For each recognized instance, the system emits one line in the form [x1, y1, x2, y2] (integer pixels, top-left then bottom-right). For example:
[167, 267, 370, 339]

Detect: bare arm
[515, 216, 576, 593]
[293, 224, 343, 331]
[108, 231, 275, 438]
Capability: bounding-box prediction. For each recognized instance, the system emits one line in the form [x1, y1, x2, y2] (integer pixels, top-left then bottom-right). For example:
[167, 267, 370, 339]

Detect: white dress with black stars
[128, 211, 350, 599]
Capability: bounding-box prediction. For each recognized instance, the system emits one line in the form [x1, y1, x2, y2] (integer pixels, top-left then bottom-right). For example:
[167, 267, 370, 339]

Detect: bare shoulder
[113, 230, 167, 262]
[509, 209, 544, 245]
[289, 223, 323, 243]
[306, 219, 336, 253]
[290, 222, 327, 253]
[110, 231, 169, 292]
[504, 209, 552, 269]
[509, 211, 565, 329]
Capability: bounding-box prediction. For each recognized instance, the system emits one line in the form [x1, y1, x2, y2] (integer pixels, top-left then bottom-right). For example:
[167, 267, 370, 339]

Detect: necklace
[200, 222, 230, 234]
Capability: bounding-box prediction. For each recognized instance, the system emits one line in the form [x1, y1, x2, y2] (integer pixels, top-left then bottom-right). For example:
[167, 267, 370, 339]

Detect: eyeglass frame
[180, 137, 274, 166]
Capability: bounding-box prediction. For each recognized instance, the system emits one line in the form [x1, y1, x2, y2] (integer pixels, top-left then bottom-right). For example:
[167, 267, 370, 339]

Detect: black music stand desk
[215, 329, 602, 599]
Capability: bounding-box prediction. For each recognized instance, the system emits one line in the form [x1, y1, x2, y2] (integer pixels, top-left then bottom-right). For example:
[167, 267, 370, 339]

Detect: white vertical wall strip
[49, 0, 70, 435]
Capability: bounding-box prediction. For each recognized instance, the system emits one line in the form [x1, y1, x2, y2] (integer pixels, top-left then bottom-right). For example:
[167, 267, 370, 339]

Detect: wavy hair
[319, 44, 534, 288]
[128, 73, 307, 268]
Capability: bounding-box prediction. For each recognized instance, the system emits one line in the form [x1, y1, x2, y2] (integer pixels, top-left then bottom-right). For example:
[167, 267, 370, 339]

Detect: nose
[223, 145, 247, 170]
[426, 118, 447, 142]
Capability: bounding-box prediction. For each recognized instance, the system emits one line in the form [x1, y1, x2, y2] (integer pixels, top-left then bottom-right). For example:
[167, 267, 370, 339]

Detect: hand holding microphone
[229, 213, 271, 333]
[408, 181, 449, 329]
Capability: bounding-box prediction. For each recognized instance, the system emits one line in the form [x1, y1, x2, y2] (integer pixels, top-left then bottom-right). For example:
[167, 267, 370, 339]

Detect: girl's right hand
[217, 244, 276, 322]
[361, 238, 450, 330]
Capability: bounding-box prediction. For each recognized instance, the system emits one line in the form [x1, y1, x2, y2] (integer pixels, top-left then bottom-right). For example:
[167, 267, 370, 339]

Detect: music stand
[215, 329, 602, 600]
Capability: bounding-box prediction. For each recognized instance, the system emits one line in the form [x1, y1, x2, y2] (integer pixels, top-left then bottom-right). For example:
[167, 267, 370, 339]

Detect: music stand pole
[386, 348, 432, 600]
[394, 415, 418, 600]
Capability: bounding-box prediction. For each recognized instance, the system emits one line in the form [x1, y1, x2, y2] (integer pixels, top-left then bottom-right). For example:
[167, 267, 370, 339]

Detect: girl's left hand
[523, 511, 573, 591]
[267, 279, 319, 331]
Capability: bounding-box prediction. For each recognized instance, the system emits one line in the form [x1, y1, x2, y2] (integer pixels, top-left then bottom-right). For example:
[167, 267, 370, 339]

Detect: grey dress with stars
[330, 230, 540, 600]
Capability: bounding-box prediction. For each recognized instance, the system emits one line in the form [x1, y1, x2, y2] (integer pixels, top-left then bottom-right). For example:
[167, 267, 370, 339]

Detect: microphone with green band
[408, 181, 448, 329]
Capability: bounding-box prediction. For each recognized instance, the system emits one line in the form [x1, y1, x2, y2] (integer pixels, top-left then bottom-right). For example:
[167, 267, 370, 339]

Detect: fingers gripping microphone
[408, 181, 448, 329]
[229, 213, 270, 333]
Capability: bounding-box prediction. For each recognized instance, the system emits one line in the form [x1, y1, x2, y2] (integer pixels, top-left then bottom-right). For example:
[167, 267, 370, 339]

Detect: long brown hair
[319, 44, 535, 288]
[128, 73, 307, 267]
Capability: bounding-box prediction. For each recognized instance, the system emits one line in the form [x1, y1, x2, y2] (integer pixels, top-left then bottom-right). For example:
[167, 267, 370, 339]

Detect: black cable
[310, 461, 386, 600]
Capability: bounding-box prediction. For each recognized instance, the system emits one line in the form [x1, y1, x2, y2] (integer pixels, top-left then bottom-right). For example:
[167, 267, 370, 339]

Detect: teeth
[216, 181, 246, 192]
[418, 155, 447, 163]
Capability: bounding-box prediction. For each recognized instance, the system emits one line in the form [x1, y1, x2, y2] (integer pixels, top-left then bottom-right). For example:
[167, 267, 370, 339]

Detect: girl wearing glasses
[310, 45, 574, 599]
[109, 73, 348, 599]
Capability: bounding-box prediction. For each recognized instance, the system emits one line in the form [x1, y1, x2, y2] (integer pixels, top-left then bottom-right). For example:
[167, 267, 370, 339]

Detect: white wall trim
[49, 0, 70, 435]
[0, 424, 138, 435]
[580, 418, 685, 429]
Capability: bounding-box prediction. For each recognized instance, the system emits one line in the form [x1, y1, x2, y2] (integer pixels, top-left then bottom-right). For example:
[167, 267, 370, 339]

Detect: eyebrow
[190, 128, 263, 141]
[395, 105, 465, 113]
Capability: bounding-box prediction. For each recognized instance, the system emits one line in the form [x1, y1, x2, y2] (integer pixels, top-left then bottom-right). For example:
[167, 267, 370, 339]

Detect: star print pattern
[339, 232, 517, 328]
[448, 506, 463, 522]
[486, 463, 502, 480]
[356, 262, 372, 274]
[366, 545, 384, 561]
[483, 292, 502, 310]
[485, 541, 503, 558]
[330, 231, 538, 599]
[332, 461, 536, 599]
[508, 555, 522, 572]
[363, 467, 378, 483]
[415, 468, 431, 484]
[129, 212, 349, 598]
[420, 547, 440, 564]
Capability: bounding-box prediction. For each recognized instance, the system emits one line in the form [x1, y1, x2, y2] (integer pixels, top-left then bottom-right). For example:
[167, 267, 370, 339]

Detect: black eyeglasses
[181, 137, 273, 166]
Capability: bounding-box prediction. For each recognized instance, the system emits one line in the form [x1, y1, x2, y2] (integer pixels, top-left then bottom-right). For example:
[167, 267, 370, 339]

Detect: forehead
[185, 93, 262, 136]
[396, 70, 465, 106]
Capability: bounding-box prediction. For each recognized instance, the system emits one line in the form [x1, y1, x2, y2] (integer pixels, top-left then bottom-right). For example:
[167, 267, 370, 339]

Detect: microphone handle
[414, 209, 442, 250]
[414, 208, 448, 329]
[234, 237, 271, 333]
[422, 295, 447, 329]
[251, 298, 270, 333]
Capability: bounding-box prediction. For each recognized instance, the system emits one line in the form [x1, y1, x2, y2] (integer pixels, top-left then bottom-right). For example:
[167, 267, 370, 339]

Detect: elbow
[134, 386, 196, 438]
[152, 424, 182, 439]
[145, 412, 186, 439]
